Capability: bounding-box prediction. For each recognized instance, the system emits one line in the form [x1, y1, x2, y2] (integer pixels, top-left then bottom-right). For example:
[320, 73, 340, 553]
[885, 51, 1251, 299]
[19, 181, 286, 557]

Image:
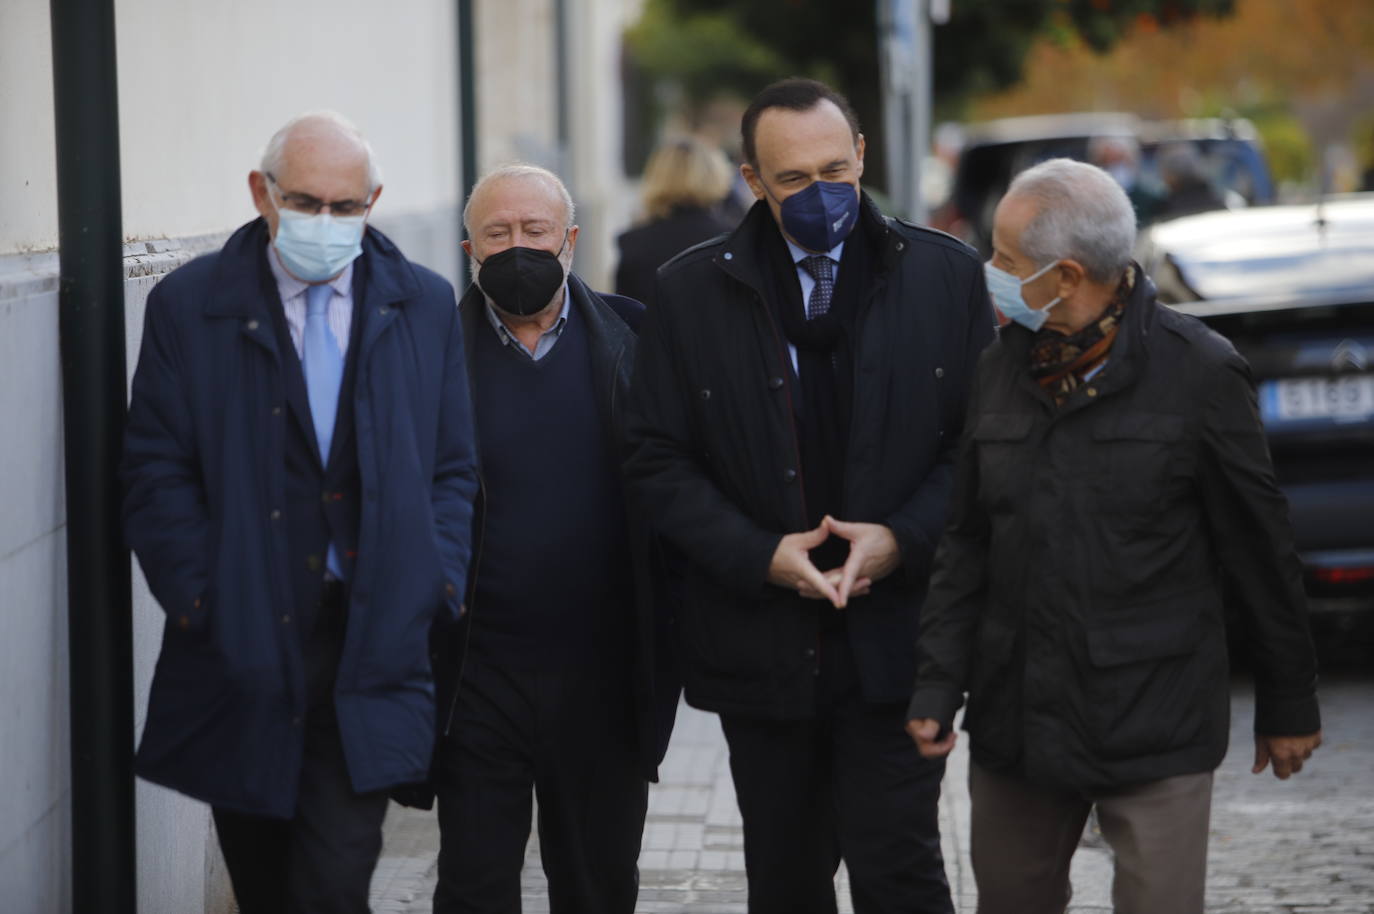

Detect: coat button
[291, 716, 302, 727]
[177, 614, 191, 631]
[321, 492, 331, 503]
[782, 468, 798, 483]
[272, 406, 282, 416]
[804, 647, 816, 659]
[723, 252, 734, 260]
[281, 614, 291, 624]
[895, 241, 905, 251]
[768, 377, 784, 390]
[699, 389, 711, 401]
[934, 367, 945, 378]
[246, 319, 259, 330]
[270, 508, 281, 521]
[1086, 387, 1098, 397]
[306, 554, 321, 572]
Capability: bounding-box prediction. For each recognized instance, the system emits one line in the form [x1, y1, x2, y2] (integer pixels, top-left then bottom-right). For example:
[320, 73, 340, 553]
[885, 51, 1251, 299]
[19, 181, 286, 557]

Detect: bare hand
[800, 569, 873, 604]
[768, 523, 840, 605]
[1253, 731, 1322, 779]
[906, 718, 957, 758]
[823, 516, 901, 607]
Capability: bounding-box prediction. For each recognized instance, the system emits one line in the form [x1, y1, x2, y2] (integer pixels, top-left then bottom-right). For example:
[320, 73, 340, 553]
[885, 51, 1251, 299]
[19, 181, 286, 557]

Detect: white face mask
[984, 259, 1061, 332]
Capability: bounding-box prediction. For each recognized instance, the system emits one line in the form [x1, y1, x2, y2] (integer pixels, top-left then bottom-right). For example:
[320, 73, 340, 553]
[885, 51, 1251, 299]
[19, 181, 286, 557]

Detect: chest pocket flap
[1091, 412, 1186, 442]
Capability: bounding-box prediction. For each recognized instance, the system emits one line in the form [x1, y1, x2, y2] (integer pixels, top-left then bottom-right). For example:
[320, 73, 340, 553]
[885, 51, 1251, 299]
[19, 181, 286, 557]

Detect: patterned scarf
[1028, 265, 1136, 405]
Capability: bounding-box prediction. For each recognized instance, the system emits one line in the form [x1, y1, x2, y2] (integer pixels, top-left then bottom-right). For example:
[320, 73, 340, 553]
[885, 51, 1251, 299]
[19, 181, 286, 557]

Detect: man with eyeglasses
[122, 111, 479, 914]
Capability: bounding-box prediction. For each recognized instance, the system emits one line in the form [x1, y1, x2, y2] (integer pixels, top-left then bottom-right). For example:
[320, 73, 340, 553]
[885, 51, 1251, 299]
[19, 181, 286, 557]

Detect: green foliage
[935, 0, 1235, 110]
[624, 0, 790, 106]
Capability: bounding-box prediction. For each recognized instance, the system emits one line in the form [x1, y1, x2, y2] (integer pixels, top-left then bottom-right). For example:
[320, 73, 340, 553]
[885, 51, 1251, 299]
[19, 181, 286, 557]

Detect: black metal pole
[458, 0, 479, 278]
[50, 0, 136, 911]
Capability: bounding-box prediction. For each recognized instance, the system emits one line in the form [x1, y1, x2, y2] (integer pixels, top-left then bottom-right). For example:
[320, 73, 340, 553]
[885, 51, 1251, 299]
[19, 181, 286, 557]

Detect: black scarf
[758, 208, 877, 537]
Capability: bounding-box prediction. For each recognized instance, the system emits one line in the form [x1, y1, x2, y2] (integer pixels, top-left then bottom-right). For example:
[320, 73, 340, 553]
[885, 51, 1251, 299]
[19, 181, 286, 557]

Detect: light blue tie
[303, 283, 346, 579]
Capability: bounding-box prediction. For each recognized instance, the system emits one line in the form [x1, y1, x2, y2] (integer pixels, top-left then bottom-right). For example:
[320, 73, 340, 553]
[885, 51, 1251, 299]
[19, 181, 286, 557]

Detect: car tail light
[1311, 566, 1374, 585]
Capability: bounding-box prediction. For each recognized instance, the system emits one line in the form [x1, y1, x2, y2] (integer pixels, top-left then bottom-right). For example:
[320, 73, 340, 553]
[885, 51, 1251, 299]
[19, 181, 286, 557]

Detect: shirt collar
[483, 284, 571, 348]
[785, 236, 844, 267]
[267, 242, 355, 301]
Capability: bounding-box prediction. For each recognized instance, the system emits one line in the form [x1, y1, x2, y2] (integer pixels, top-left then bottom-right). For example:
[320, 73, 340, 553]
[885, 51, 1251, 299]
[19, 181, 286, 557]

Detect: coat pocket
[681, 573, 775, 677]
[1084, 587, 1211, 760]
[1090, 412, 1190, 516]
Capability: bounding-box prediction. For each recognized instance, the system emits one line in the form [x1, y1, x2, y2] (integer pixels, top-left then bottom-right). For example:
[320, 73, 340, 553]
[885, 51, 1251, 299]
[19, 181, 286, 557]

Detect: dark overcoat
[907, 269, 1321, 791]
[122, 219, 479, 818]
[624, 196, 997, 718]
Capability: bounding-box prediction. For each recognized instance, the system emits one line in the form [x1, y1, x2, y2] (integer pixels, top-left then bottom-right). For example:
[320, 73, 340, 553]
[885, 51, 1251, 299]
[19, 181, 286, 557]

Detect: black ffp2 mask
[476, 245, 567, 317]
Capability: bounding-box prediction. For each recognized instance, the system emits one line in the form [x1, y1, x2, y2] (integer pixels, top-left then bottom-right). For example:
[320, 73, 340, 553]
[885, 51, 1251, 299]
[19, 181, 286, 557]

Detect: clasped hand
[766, 516, 901, 609]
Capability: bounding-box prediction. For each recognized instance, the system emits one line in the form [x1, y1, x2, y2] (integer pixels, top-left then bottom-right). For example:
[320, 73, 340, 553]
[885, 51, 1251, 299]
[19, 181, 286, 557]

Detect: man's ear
[740, 161, 765, 201]
[1056, 259, 1088, 300]
[249, 171, 272, 219]
[854, 133, 866, 180]
[461, 239, 473, 258]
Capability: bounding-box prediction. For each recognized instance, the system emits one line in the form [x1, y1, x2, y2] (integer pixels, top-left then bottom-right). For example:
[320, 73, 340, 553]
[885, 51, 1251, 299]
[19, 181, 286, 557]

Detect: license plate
[1262, 375, 1374, 422]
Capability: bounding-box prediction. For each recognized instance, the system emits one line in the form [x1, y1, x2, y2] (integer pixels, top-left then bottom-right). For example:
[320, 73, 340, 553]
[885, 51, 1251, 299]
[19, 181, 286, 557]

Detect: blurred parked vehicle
[1137, 195, 1374, 611]
[931, 112, 1273, 255]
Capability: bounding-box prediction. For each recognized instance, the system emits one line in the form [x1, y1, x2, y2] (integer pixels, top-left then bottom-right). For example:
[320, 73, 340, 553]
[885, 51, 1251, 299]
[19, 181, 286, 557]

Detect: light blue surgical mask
[269, 195, 368, 282]
[984, 260, 1062, 332]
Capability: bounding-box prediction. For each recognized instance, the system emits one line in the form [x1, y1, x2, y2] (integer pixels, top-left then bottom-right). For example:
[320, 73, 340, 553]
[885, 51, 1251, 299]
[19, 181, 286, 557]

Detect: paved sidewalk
[368, 700, 1118, 913]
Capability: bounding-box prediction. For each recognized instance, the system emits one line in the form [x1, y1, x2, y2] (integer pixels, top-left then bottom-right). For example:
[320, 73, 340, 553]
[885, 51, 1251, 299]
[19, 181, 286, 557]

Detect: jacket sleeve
[884, 256, 997, 585]
[121, 283, 212, 631]
[905, 366, 992, 728]
[623, 290, 782, 596]
[432, 293, 480, 622]
[1198, 352, 1321, 736]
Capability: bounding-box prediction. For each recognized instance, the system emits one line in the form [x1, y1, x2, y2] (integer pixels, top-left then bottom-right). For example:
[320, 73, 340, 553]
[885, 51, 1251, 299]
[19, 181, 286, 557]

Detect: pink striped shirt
[266, 244, 354, 358]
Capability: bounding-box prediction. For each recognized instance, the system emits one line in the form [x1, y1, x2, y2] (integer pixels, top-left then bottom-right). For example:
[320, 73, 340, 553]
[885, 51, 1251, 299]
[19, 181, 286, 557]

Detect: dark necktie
[801, 255, 834, 320]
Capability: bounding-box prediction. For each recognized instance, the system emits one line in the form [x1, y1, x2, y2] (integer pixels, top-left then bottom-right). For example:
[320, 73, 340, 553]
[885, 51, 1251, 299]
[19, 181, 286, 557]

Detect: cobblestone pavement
[371, 654, 1374, 913]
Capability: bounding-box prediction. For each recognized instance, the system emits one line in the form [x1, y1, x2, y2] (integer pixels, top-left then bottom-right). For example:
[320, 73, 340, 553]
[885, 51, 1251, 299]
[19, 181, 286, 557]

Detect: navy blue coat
[122, 219, 479, 818]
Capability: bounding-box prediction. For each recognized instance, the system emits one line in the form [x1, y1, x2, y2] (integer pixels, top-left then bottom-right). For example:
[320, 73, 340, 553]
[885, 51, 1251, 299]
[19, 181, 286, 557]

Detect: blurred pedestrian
[122, 111, 479, 914]
[615, 135, 735, 305]
[625, 77, 996, 914]
[1087, 134, 1164, 224]
[907, 158, 1322, 914]
[1155, 142, 1226, 219]
[429, 164, 677, 914]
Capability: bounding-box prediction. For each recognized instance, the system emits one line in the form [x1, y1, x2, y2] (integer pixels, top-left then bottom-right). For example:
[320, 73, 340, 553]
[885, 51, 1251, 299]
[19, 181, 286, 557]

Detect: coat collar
[203, 217, 422, 318]
[999, 262, 1160, 411]
[711, 191, 898, 296]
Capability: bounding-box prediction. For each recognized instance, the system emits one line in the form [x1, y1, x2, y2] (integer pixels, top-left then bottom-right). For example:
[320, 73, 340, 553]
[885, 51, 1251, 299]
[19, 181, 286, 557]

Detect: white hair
[259, 110, 382, 191]
[1006, 158, 1135, 283]
[463, 163, 576, 235]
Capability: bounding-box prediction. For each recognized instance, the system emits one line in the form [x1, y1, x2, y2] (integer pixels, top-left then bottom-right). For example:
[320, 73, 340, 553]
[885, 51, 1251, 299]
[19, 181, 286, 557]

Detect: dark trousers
[212, 581, 390, 914]
[433, 649, 648, 914]
[720, 630, 953, 914]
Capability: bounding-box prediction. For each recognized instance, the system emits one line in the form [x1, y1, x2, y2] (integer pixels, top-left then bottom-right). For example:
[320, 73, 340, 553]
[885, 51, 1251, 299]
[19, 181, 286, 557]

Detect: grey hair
[463, 163, 576, 235]
[1006, 158, 1135, 283]
[259, 110, 383, 191]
